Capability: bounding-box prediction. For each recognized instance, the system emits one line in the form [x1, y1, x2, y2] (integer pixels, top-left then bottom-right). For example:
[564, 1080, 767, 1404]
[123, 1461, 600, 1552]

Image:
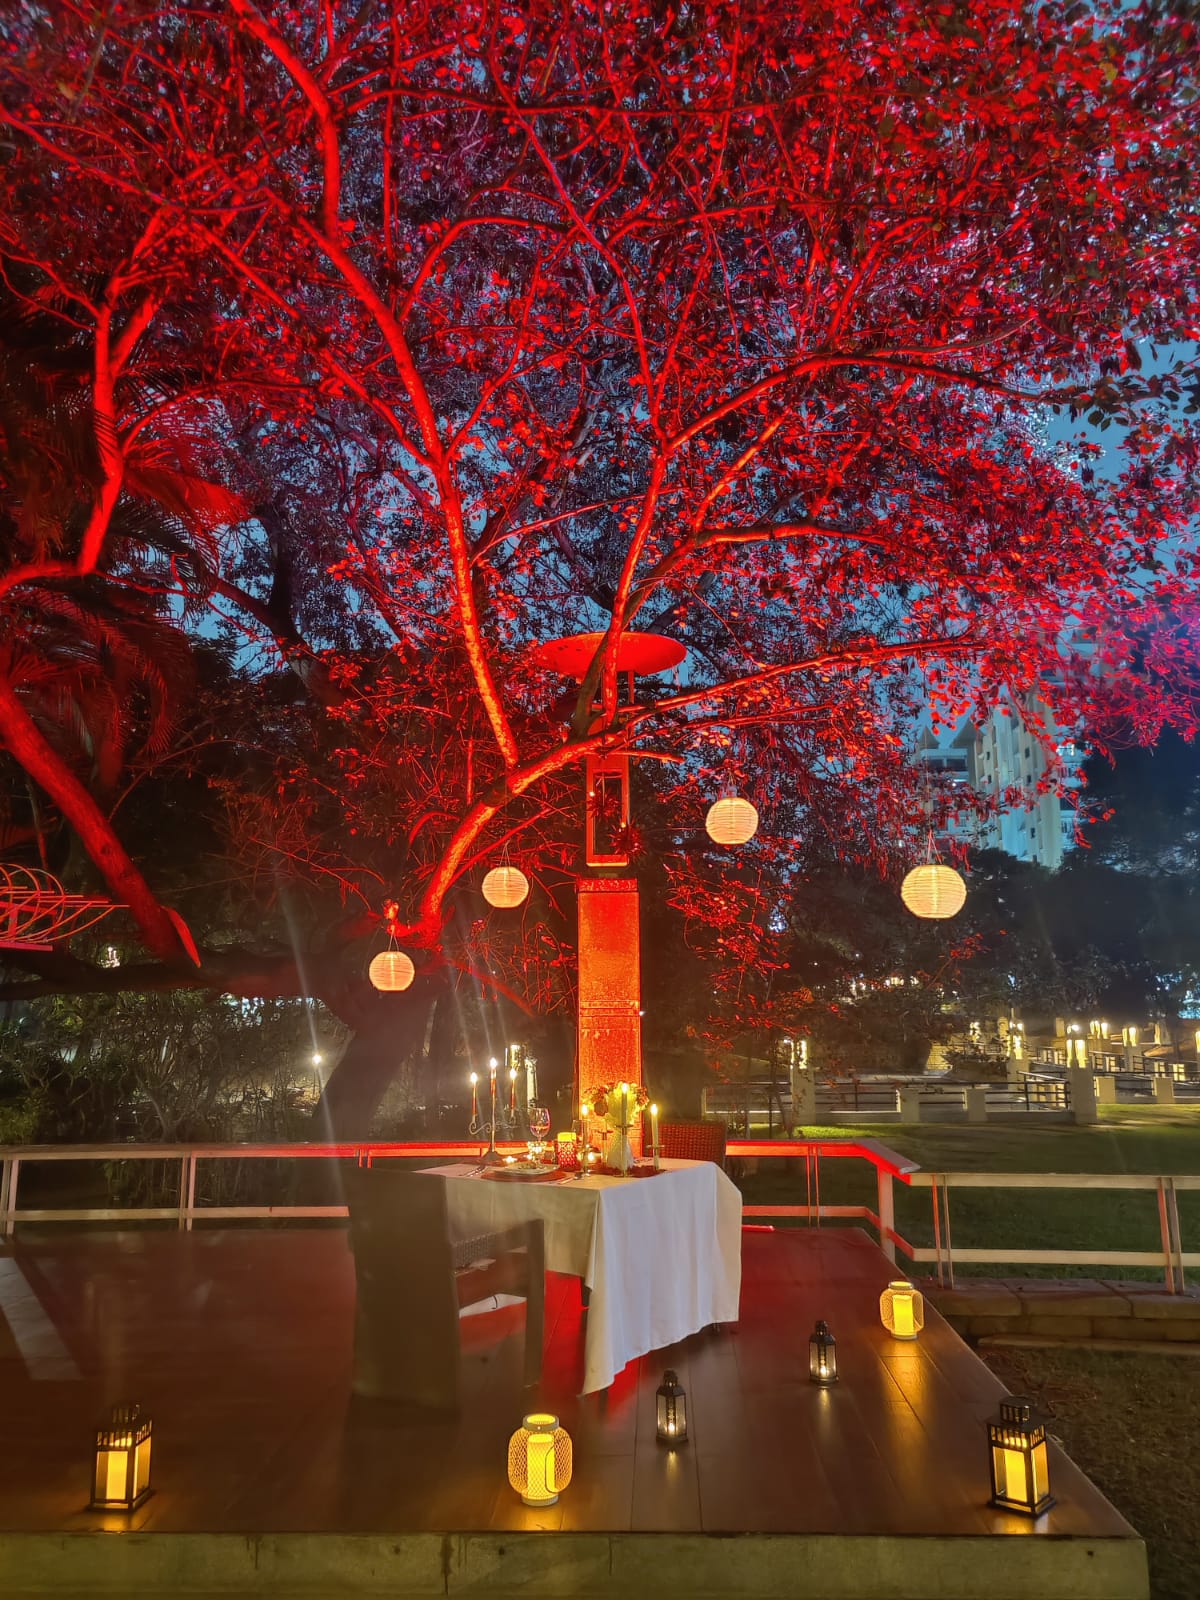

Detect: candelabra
[469, 1059, 523, 1165]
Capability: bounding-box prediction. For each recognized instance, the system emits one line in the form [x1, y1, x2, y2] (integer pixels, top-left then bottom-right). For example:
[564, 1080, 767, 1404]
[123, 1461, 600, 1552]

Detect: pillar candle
[470, 1072, 478, 1119]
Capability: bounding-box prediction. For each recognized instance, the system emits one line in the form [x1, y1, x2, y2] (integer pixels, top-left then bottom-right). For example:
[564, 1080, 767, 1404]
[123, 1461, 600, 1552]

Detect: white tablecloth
[421, 1158, 742, 1393]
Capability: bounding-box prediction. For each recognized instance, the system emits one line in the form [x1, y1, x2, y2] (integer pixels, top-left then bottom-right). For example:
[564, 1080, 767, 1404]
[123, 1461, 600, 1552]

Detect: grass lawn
[735, 1106, 1200, 1281]
[984, 1345, 1200, 1600]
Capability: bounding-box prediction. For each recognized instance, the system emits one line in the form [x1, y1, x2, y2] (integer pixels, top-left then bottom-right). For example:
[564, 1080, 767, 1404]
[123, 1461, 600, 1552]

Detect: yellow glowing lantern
[482, 865, 530, 909]
[900, 863, 966, 919]
[368, 949, 415, 992]
[987, 1396, 1054, 1517]
[507, 1412, 573, 1507]
[91, 1405, 152, 1511]
[879, 1279, 925, 1340]
[655, 1370, 688, 1445]
[705, 796, 759, 846]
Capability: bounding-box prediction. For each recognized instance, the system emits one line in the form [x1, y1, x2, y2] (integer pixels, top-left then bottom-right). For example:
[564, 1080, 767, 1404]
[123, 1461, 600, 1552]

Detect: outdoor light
[368, 949, 415, 991]
[987, 1396, 1054, 1517]
[900, 864, 966, 919]
[809, 1320, 838, 1384]
[311, 1052, 323, 1067]
[705, 796, 759, 846]
[879, 1279, 925, 1340]
[482, 865, 530, 908]
[655, 1370, 688, 1445]
[91, 1405, 152, 1512]
[507, 1412, 572, 1506]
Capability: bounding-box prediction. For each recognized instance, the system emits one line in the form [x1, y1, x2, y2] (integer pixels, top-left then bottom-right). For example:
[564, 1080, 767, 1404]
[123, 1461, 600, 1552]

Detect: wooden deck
[0, 1224, 1147, 1598]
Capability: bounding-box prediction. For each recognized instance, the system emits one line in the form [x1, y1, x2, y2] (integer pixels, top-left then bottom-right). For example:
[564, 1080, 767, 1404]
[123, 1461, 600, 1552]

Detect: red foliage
[0, 0, 1197, 1004]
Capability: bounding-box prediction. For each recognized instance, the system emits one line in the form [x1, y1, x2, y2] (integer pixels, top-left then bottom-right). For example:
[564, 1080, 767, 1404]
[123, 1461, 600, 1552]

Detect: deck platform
[0, 1224, 1146, 1598]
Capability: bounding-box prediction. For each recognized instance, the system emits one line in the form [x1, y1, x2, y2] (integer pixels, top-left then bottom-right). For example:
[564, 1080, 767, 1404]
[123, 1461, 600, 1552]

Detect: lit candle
[892, 1292, 915, 1339]
[650, 1102, 659, 1168]
[618, 1081, 628, 1130]
[489, 1056, 498, 1114]
[470, 1071, 478, 1119]
[509, 1066, 517, 1113]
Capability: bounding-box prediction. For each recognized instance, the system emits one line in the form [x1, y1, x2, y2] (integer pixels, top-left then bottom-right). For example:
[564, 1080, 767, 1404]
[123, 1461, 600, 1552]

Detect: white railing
[0, 1137, 917, 1266]
[903, 1171, 1198, 1294]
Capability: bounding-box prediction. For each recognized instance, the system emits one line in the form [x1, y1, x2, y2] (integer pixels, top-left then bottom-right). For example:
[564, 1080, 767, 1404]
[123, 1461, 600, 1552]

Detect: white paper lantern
[482, 865, 529, 908]
[900, 864, 966, 920]
[368, 949, 415, 991]
[705, 796, 759, 846]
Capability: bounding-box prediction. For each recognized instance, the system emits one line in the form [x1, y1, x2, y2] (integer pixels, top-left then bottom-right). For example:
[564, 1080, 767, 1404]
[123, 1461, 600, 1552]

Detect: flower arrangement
[583, 1081, 651, 1127]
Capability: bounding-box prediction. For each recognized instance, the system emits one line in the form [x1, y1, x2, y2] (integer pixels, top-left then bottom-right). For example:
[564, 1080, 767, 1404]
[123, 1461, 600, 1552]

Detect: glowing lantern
[655, 1370, 688, 1446]
[368, 949, 415, 992]
[900, 864, 966, 919]
[482, 865, 530, 909]
[91, 1405, 152, 1512]
[809, 1320, 838, 1385]
[987, 1397, 1054, 1517]
[879, 1279, 924, 1341]
[507, 1412, 573, 1506]
[705, 796, 759, 846]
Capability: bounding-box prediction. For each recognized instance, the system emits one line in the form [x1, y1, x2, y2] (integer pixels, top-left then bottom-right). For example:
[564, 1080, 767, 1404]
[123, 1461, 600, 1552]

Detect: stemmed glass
[527, 1103, 551, 1163]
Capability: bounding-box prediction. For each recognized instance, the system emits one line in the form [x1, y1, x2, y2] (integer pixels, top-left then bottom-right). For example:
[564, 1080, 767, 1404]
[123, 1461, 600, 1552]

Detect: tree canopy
[0, 0, 1198, 1129]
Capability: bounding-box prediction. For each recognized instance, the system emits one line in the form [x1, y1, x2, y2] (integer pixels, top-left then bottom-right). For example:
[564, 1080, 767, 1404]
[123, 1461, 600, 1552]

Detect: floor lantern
[900, 863, 966, 919]
[655, 1370, 688, 1445]
[368, 949, 415, 992]
[482, 865, 529, 909]
[91, 1405, 152, 1512]
[508, 1413, 573, 1507]
[987, 1396, 1054, 1517]
[879, 1279, 925, 1341]
[809, 1320, 838, 1385]
[705, 796, 759, 846]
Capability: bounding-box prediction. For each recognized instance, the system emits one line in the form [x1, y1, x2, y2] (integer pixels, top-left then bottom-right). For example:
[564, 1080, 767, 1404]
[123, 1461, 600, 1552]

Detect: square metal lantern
[91, 1405, 152, 1511]
[809, 1320, 838, 1385]
[656, 1369, 688, 1445]
[987, 1396, 1054, 1518]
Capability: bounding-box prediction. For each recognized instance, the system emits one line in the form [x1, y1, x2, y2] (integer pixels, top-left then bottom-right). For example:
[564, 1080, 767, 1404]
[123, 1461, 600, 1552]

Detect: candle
[509, 1066, 517, 1113]
[649, 1102, 659, 1168]
[470, 1071, 478, 1119]
[618, 1082, 628, 1130]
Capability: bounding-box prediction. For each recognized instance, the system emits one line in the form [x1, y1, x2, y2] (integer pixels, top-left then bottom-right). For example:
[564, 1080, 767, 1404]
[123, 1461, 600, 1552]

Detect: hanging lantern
[655, 1370, 688, 1446]
[91, 1405, 152, 1512]
[705, 796, 759, 846]
[987, 1396, 1054, 1517]
[368, 949, 415, 992]
[809, 1320, 838, 1385]
[507, 1412, 573, 1507]
[900, 863, 966, 919]
[482, 865, 530, 909]
[879, 1279, 925, 1341]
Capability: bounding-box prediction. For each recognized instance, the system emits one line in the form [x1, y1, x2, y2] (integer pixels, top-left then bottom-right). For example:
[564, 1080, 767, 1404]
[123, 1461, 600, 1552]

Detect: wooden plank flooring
[0, 1224, 1136, 1543]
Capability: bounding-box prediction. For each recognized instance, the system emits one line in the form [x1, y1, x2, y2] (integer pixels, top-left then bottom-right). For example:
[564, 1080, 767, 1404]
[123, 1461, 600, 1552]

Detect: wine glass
[527, 1103, 551, 1162]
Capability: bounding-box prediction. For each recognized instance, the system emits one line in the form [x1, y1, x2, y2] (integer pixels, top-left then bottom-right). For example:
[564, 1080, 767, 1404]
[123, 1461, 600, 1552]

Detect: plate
[484, 1162, 558, 1181]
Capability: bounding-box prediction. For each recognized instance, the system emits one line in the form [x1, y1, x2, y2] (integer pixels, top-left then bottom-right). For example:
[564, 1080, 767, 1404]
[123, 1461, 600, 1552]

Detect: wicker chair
[344, 1166, 544, 1411]
[659, 1119, 728, 1168]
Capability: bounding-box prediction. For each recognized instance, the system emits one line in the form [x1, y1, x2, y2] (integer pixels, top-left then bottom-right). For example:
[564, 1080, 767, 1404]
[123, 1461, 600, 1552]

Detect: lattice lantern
[368, 949, 415, 992]
[482, 865, 529, 909]
[705, 796, 759, 846]
[900, 863, 966, 920]
[879, 1279, 925, 1340]
[507, 1413, 573, 1507]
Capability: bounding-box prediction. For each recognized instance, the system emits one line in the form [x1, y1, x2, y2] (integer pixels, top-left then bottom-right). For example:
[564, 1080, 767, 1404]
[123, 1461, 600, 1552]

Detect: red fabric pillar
[576, 877, 643, 1155]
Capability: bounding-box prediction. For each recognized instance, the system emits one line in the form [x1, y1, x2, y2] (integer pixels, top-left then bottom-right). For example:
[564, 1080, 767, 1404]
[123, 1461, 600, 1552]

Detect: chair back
[659, 1120, 727, 1167]
[343, 1165, 461, 1407]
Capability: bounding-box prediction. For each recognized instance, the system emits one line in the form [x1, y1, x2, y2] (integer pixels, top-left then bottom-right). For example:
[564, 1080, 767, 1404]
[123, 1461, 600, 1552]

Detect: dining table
[420, 1156, 742, 1394]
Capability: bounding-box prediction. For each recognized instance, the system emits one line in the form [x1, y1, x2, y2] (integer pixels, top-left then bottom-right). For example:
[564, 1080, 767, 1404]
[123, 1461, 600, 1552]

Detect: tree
[0, 1, 1198, 1132]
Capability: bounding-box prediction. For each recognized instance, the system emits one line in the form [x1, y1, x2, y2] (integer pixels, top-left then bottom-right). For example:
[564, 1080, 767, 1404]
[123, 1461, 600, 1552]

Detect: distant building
[917, 694, 1083, 869]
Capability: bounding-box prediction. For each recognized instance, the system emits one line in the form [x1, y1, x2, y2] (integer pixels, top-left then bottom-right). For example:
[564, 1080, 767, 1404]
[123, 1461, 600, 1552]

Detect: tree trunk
[315, 990, 433, 1140]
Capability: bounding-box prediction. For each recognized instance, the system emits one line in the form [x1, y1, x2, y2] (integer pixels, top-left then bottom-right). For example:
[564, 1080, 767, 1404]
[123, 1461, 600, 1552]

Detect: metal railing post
[185, 1153, 197, 1232]
[931, 1174, 944, 1286]
[876, 1166, 896, 1263]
